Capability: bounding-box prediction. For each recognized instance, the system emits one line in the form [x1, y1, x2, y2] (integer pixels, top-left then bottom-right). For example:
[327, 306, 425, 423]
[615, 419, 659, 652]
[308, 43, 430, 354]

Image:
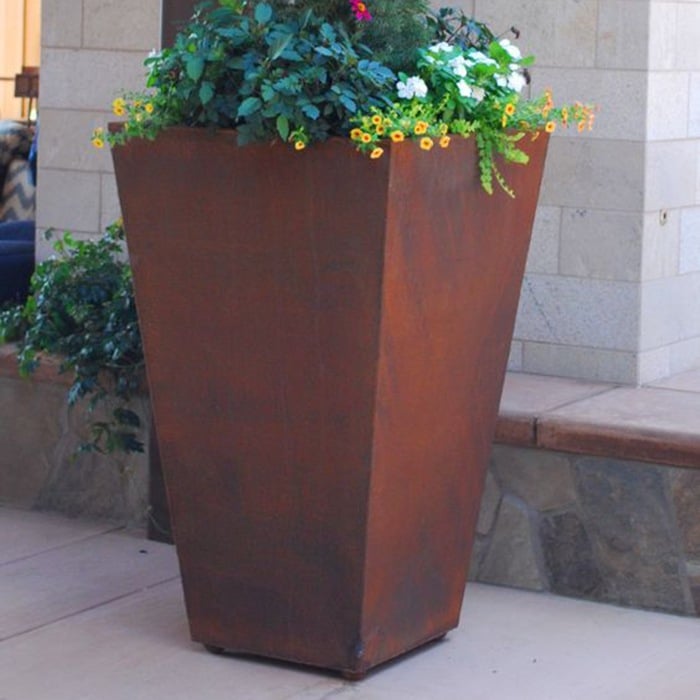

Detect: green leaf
[254, 2, 272, 25]
[199, 81, 215, 105]
[301, 104, 320, 120]
[186, 55, 205, 81]
[237, 96, 262, 118]
[276, 114, 290, 141]
[269, 33, 293, 61]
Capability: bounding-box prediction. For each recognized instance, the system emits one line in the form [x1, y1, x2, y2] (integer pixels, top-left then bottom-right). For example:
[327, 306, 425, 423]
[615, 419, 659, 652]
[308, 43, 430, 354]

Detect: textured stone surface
[670, 470, 700, 560]
[574, 458, 687, 613]
[540, 510, 604, 599]
[0, 375, 150, 528]
[478, 495, 545, 592]
[492, 445, 577, 512]
[476, 468, 501, 536]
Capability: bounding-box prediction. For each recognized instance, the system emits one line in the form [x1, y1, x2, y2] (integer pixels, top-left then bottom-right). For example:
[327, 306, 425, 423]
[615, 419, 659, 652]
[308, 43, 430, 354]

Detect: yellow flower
[561, 107, 569, 125]
[504, 103, 516, 117]
[439, 136, 451, 149]
[145, 102, 154, 114]
[91, 128, 105, 149]
[360, 132, 372, 144]
[294, 140, 306, 151]
[390, 130, 405, 143]
[370, 147, 384, 159]
[420, 137, 434, 151]
[350, 128, 363, 141]
[577, 120, 586, 133]
[375, 125, 385, 136]
[112, 97, 126, 117]
[371, 115, 383, 126]
[414, 121, 429, 135]
[501, 115, 508, 128]
[545, 121, 557, 133]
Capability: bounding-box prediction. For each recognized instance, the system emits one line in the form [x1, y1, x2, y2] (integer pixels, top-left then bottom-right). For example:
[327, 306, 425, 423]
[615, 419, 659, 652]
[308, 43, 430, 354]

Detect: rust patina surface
[112, 130, 548, 677]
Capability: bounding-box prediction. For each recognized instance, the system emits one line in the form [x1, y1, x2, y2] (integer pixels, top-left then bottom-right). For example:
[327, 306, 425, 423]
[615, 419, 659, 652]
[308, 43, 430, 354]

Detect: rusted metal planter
[111, 128, 548, 678]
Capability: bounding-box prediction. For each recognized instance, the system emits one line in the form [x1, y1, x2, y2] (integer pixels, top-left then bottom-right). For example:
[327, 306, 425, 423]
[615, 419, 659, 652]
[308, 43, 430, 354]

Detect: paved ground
[2, 505, 700, 700]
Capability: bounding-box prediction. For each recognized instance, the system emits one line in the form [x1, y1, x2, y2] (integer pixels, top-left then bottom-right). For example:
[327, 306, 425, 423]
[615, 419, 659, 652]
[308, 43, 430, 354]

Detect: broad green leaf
[254, 2, 272, 25]
[237, 96, 262, 117]
[269, 33, 293, 61]
[186, 55, 205, 81]
[276, 114, 290, 141]
[199, 81, 215, 105]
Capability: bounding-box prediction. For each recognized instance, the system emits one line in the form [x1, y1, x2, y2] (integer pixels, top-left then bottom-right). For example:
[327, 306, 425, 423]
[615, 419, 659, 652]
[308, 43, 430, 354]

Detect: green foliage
[107, 1, 397, 148]
[0, 221, 145, 455]
[94, 0, 596, 194]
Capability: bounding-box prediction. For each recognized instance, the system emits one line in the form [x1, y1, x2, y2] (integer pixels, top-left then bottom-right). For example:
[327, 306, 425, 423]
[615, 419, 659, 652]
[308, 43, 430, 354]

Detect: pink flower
[349, 0, 372, 22]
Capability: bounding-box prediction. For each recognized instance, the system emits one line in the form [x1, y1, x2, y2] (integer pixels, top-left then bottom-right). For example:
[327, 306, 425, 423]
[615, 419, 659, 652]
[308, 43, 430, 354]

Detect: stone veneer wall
[471, 445, 700, 617]
[459, 0, 700, 385]
[0, 369, 150, 527]
[36, 0, 160, 258]
[35, 1, 700, 384]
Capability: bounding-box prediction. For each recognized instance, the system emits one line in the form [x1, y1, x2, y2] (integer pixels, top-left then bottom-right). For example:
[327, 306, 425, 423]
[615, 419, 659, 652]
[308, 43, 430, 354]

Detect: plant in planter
[96, 0, 594, 679]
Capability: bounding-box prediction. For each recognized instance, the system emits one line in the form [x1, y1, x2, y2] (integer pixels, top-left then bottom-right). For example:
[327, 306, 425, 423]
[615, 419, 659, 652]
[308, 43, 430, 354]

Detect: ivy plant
[0, 221, 145, 455]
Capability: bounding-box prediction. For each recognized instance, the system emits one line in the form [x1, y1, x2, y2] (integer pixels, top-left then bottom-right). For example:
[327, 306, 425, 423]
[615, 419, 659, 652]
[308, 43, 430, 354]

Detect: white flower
[457, 80, 473, 98]
[429, 41, 453, 54]
[507, 72, 527, 93]
[396, 76, 429, 100]
[471, 86, 486, 103]
[500, 39, 522, 60]
[469, 51, 498, 67]
[449, 56, 469, 78]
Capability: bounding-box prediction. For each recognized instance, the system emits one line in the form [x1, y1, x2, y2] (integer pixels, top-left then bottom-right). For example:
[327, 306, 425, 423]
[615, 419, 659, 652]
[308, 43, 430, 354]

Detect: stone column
[466, 0, 700, 384]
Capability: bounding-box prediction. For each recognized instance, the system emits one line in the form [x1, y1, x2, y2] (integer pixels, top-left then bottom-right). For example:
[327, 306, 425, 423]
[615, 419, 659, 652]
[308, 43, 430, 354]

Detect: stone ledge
[496, 370, 700, 470]
[0, 343, 72, 386]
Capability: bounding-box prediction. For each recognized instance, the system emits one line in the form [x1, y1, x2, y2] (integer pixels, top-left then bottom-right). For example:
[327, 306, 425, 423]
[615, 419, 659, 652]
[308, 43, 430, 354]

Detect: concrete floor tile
[0, 506, 116, 564]
[0, 529, 179, 640]
[0, 579, 337, 700]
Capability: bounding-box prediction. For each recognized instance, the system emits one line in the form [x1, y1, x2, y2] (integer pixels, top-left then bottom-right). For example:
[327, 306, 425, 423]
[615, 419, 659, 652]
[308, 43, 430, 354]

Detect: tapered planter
[112, 128, 549, 678]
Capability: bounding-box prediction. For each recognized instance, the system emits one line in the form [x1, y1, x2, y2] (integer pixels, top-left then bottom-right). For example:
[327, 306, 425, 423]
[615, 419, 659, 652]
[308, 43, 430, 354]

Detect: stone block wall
[471, 445, 700, 617]
[460, 0, 699, 384]
[37, 0, 160, 258]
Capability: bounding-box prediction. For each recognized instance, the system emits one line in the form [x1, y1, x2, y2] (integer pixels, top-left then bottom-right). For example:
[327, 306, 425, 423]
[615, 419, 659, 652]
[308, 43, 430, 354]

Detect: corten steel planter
[111, 127, 549, 678]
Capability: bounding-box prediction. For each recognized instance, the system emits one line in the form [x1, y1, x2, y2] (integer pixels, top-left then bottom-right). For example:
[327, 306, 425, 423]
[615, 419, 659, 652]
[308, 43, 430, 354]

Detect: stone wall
[471, 445, 700, 617]
[37, 0, 160, 258]
[456, 0, 700, 384]
[0, 369, 150, 527]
